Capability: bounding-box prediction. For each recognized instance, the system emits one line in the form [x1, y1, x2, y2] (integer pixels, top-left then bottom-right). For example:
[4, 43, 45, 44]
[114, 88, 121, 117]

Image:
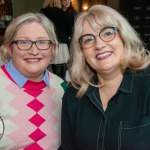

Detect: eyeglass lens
[79, 27, 117, 49]
[11, 40, 52, 50]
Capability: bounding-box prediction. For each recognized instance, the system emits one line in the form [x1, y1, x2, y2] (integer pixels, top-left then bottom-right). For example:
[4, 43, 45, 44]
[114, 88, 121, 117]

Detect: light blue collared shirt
[5, 60, 50, 88]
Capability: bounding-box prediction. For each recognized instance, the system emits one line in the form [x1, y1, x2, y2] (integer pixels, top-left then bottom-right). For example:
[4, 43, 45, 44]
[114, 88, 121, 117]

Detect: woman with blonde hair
[60, 4, 150, 150]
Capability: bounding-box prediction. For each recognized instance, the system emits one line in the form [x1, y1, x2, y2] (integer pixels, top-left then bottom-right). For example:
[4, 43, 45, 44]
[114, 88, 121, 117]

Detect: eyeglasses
[11, 40, 53, 50]
[79, 27, 118, 49]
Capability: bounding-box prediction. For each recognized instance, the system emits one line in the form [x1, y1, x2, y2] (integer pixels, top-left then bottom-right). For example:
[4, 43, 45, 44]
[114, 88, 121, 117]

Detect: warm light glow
[82, 4, 89, 10]
[71, 0, 79, 11]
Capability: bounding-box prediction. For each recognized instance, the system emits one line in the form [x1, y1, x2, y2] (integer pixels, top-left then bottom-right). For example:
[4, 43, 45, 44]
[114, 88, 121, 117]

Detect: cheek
[118, 44, 125, 57]
[83, 49, 89, 57]
[11, 50, 22, 59]
[115, 37, 125, 52]
[83, 52, 95, 67]
[7, 45, 22, 58]
[7, 45, 13, 57]
[83, 49, 94, 61]
[44, 50, 53, 62]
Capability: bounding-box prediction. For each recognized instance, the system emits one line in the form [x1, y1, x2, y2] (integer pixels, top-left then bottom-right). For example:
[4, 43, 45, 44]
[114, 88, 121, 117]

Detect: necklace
[100, 83, 106, 88]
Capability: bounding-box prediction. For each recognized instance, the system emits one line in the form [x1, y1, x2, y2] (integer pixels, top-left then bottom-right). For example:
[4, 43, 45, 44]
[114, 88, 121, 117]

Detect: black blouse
[60, 68, 150, 150]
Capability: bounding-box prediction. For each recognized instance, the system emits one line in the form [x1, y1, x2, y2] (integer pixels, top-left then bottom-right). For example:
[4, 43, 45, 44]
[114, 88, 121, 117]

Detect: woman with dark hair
[40, 0, 70, 80]
[61, 0, 77, 46]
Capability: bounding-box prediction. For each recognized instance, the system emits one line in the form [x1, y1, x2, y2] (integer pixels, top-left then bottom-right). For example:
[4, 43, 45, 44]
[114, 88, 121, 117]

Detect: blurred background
[0, 0, 150, 50]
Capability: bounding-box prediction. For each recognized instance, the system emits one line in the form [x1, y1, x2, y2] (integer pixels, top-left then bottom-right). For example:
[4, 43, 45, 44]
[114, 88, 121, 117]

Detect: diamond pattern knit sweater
[0, 66, 66, 150]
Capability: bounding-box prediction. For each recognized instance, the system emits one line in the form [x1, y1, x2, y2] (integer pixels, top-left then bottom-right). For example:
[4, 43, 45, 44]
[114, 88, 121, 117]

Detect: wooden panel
[120, 0, 150, 50]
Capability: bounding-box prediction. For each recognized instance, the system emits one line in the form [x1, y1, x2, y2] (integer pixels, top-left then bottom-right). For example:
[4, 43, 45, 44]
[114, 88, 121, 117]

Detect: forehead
[16, 22, 49, 38]
[81, 14, 117, 35]
[83, 12, 116, 29]
[82, 20, 101, 35]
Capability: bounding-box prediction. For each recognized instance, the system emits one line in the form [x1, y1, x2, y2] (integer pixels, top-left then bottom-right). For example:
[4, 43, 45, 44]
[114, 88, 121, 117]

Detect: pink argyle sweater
[0, 66, 66, 150]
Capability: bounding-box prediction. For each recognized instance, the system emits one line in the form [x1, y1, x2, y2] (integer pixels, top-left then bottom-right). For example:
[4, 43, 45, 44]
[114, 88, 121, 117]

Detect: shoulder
[62, 84, 79, 105]
[48, 72, 67, 92]
[142, 65, 150, 75]
[49, 72, 63, 82]
[0, 65, 11, 79]
[131, 68, 150, 88]
[62, 85, 80, 113]
[69, 6, 77, 15]
[133, 65, 150, 76]
[123, 69, 150, 90]
[64, 84, 78, 95]
[51, 7, 64, 14]
[40, 7, 48, 13]
[40, 7, 63, 13]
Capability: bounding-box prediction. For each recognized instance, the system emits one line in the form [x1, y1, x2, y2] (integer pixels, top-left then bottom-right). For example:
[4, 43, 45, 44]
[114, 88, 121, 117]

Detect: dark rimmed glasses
[79, 27, 118, 49]
[11, 40, 53, 50]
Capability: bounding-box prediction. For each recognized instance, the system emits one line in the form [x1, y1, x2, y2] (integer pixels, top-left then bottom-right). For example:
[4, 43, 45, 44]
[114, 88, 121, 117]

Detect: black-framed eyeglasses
[79, 27, 118, 49]
[11, 40, 53, 50]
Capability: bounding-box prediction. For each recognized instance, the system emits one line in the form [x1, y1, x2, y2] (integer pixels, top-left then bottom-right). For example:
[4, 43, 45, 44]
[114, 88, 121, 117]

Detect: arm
[60, 90, 76, 150]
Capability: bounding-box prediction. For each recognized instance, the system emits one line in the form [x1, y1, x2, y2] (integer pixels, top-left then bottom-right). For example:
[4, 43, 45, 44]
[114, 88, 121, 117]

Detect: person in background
[60, 4, 150, 150]
[0, 12, 67, 150]
[60, 0, 77, 46]
[40, 0, 70, 81]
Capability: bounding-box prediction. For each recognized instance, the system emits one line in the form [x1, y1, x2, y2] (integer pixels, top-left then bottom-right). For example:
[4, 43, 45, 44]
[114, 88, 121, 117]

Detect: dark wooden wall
[120, 0, 150, 50]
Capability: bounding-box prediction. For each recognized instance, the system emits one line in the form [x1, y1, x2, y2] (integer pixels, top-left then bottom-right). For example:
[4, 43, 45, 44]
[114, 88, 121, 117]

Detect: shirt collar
[86, 71, 134, 97]
[119, 70, 134, 93]
[5, 60, 50, 88]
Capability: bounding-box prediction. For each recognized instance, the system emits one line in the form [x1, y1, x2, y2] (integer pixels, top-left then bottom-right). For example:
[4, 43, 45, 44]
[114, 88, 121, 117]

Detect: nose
[94, 35, 106, 49]
[28, 43, 39, 55]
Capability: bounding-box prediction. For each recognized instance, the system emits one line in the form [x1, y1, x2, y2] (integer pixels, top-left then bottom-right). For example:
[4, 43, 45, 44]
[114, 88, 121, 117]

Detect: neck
[63, 7, 67, 11]
[98, 72, 123, 111]
[98, 70, 124, 89]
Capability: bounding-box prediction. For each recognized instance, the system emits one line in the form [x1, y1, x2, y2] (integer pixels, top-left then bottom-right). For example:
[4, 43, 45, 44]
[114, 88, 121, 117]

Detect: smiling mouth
[25, 58, 41, 62]
[96, 52, 112, 59]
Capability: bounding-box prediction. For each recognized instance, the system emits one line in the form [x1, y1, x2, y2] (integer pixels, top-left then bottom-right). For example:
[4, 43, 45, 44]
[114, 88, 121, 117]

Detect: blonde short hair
[0, 12, 58, 62]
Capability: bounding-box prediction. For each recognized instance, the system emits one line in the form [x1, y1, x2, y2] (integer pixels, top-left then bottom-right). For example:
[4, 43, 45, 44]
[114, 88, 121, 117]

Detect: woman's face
[81, 21, 124, 75]
[8, 22, 55, 81]
[61, 0, 70, 9]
